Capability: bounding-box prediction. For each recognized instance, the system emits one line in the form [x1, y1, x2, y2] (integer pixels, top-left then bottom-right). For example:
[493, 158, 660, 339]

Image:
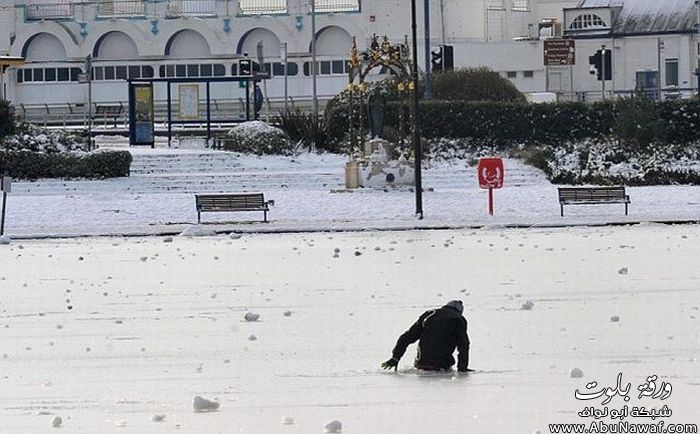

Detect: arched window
[569, 14, 607, 30]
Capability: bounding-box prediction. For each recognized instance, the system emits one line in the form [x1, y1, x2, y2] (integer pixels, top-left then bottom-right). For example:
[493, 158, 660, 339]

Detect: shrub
[613, 96, 665, 150]
[0, 100, 17, 140]
[524, 140, 700, 186]
[431, 67, 526, 102]
[0, 150, 132, 180]
[223, 121, 292, 155]
[2, 123, 89, 153]
[274, 109, 337, 153]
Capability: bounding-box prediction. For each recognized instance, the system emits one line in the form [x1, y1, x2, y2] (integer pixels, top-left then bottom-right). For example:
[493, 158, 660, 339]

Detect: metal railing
[512, 0, 529, 12]
[486, 0, 505, 10]
[238, 0, 287, 15]
[25, 2, 75, 20]
[166, 0, 218, 17]
[97, 0, 146, 18]
[315, 0, 360, 13]
[16, 96, 335, 130]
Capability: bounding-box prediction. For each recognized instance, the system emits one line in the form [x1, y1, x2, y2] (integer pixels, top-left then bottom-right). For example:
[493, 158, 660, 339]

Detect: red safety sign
[477, 157, 504, 215]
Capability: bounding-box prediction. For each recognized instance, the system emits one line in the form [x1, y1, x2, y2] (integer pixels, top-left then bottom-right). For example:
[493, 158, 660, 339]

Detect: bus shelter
[127, 75, 266, 148]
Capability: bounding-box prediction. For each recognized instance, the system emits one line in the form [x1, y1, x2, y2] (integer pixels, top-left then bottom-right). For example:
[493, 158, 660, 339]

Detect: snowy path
[0, 225, 698, 433]
[2, 148, 699, 238]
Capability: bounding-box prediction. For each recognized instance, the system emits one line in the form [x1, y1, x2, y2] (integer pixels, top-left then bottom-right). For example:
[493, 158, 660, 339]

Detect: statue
[367, 92, 386, 139]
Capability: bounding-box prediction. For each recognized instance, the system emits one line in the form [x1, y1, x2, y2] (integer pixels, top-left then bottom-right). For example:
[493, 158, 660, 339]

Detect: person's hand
[381, 357, 399, 371]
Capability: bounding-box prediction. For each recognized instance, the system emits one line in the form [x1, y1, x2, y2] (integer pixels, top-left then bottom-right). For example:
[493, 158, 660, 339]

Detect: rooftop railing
[97, 0, 146, 18]
[25, 2, 75, 20]
[315, 0, 360, 13]
[166, 0, 218, 17]
[238, 0, 287, 15]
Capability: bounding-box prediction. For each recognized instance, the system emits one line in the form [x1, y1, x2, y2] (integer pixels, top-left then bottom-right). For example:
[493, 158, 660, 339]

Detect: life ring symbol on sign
[477, 157, 504, 189]
[481, 166, 502, 188]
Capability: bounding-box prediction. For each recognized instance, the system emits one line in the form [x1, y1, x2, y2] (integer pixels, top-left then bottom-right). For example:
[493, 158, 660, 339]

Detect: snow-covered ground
[1, 146, 698, 238]
[1, 145, 698, 433]
[1, 225, 698, 433]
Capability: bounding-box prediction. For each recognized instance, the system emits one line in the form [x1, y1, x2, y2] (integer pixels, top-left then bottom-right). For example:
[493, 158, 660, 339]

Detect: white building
[563, 0, 700, 100]
[0, 0, 698, 123]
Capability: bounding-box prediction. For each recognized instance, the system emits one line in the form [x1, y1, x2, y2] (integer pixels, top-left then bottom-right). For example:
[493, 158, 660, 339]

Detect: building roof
[578, 0, 698, 34]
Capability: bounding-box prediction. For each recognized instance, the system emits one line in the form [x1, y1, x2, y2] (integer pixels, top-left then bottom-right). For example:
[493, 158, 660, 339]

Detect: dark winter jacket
[391, 305, 470, 371]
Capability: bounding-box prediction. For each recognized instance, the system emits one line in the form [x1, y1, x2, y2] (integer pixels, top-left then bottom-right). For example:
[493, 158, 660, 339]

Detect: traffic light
[588, 48, 612, 81]
[431, 46, 443, 71]
[239, 59, 260, 77]
[239, 59, 252, 77]
[442, 45, 454, 71]
[430, 45, 454, 72]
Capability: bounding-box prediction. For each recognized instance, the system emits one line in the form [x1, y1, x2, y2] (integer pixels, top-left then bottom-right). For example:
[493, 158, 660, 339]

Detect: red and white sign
[477, 157, 504, 189]
[477, 157, 504, 215]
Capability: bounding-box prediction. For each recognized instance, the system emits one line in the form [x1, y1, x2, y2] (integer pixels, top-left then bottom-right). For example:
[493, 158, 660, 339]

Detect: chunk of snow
[51, 416, 63, 427]
[151, 414, 166, 422]
[521, 301, 534, 310]
[193, 396, 220, 412]
[618, 267, 629, 275]
[569, 368, 584, 378]
[610, 315, 620, 322]
[248, 334, 258, 341]
[244, 312, 260, 322]
[180, 225, 216, 237]
[230, 233, 243, 240]
[283, 310, 292, 317]
[324, 419, 343, 433]
[281, 416, 295, 425]
[163, 237, 173, 243]
[0, 235, 11, 245]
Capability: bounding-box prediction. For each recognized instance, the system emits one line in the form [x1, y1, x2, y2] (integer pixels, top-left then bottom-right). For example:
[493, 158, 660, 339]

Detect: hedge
[327, 97, 700, 147]
[0, 150, 132, 180]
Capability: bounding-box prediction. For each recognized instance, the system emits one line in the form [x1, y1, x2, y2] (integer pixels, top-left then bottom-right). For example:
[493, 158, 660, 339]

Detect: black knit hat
[445, 300, 463, 314]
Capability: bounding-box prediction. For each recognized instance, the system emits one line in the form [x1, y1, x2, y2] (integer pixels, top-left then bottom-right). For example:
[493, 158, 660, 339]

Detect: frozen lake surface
[1, 224, 698, 433]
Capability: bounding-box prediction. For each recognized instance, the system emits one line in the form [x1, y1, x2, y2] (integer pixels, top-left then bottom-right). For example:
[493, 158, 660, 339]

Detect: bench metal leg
[560, 204, 564, 217]
[263, 210, 268, 223]
[625, 203, 628, 215]
[197, 211, 201, 224]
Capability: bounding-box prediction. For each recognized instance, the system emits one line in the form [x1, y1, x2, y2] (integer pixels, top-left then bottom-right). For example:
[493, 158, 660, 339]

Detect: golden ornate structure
[346, 34, 413, 158]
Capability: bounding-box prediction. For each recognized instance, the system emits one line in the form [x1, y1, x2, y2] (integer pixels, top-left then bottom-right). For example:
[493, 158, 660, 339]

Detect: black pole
[206, 81, 211, 145]
[167, 82, 172, 148]
[245, 80, 251, 121]
[423, 0, 432, 98]
[0, 191, 7, 236]
[411, 0, 424, 219]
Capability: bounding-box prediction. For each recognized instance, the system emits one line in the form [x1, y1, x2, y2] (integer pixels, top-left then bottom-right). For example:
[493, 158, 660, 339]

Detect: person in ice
[381, 300, 471, 372]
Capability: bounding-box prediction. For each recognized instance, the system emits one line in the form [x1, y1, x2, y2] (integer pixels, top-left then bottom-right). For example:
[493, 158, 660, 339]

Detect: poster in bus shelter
[129, 83, 154, 147]
[178, 84, 200, 120]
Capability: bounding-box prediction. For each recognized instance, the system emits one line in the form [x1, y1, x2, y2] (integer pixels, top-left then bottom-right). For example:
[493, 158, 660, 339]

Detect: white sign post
[0, 175, 10, 236]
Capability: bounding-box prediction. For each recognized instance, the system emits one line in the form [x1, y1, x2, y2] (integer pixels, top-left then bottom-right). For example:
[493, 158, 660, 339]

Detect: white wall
[0, 1, 12, 55]
[567, 34, 700, 100]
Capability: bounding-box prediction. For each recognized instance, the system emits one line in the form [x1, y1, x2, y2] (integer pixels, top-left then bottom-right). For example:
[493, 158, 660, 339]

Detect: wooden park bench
[195, 193, 274, 223]
[558, 186, 630, 216]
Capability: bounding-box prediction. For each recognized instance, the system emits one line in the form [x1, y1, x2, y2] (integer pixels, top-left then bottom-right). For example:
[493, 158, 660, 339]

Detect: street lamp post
[310, 0, 318, 119]
[423, 0, 432, 98]
[281, 42, 288, 113]
[411, 0, 424, 219]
